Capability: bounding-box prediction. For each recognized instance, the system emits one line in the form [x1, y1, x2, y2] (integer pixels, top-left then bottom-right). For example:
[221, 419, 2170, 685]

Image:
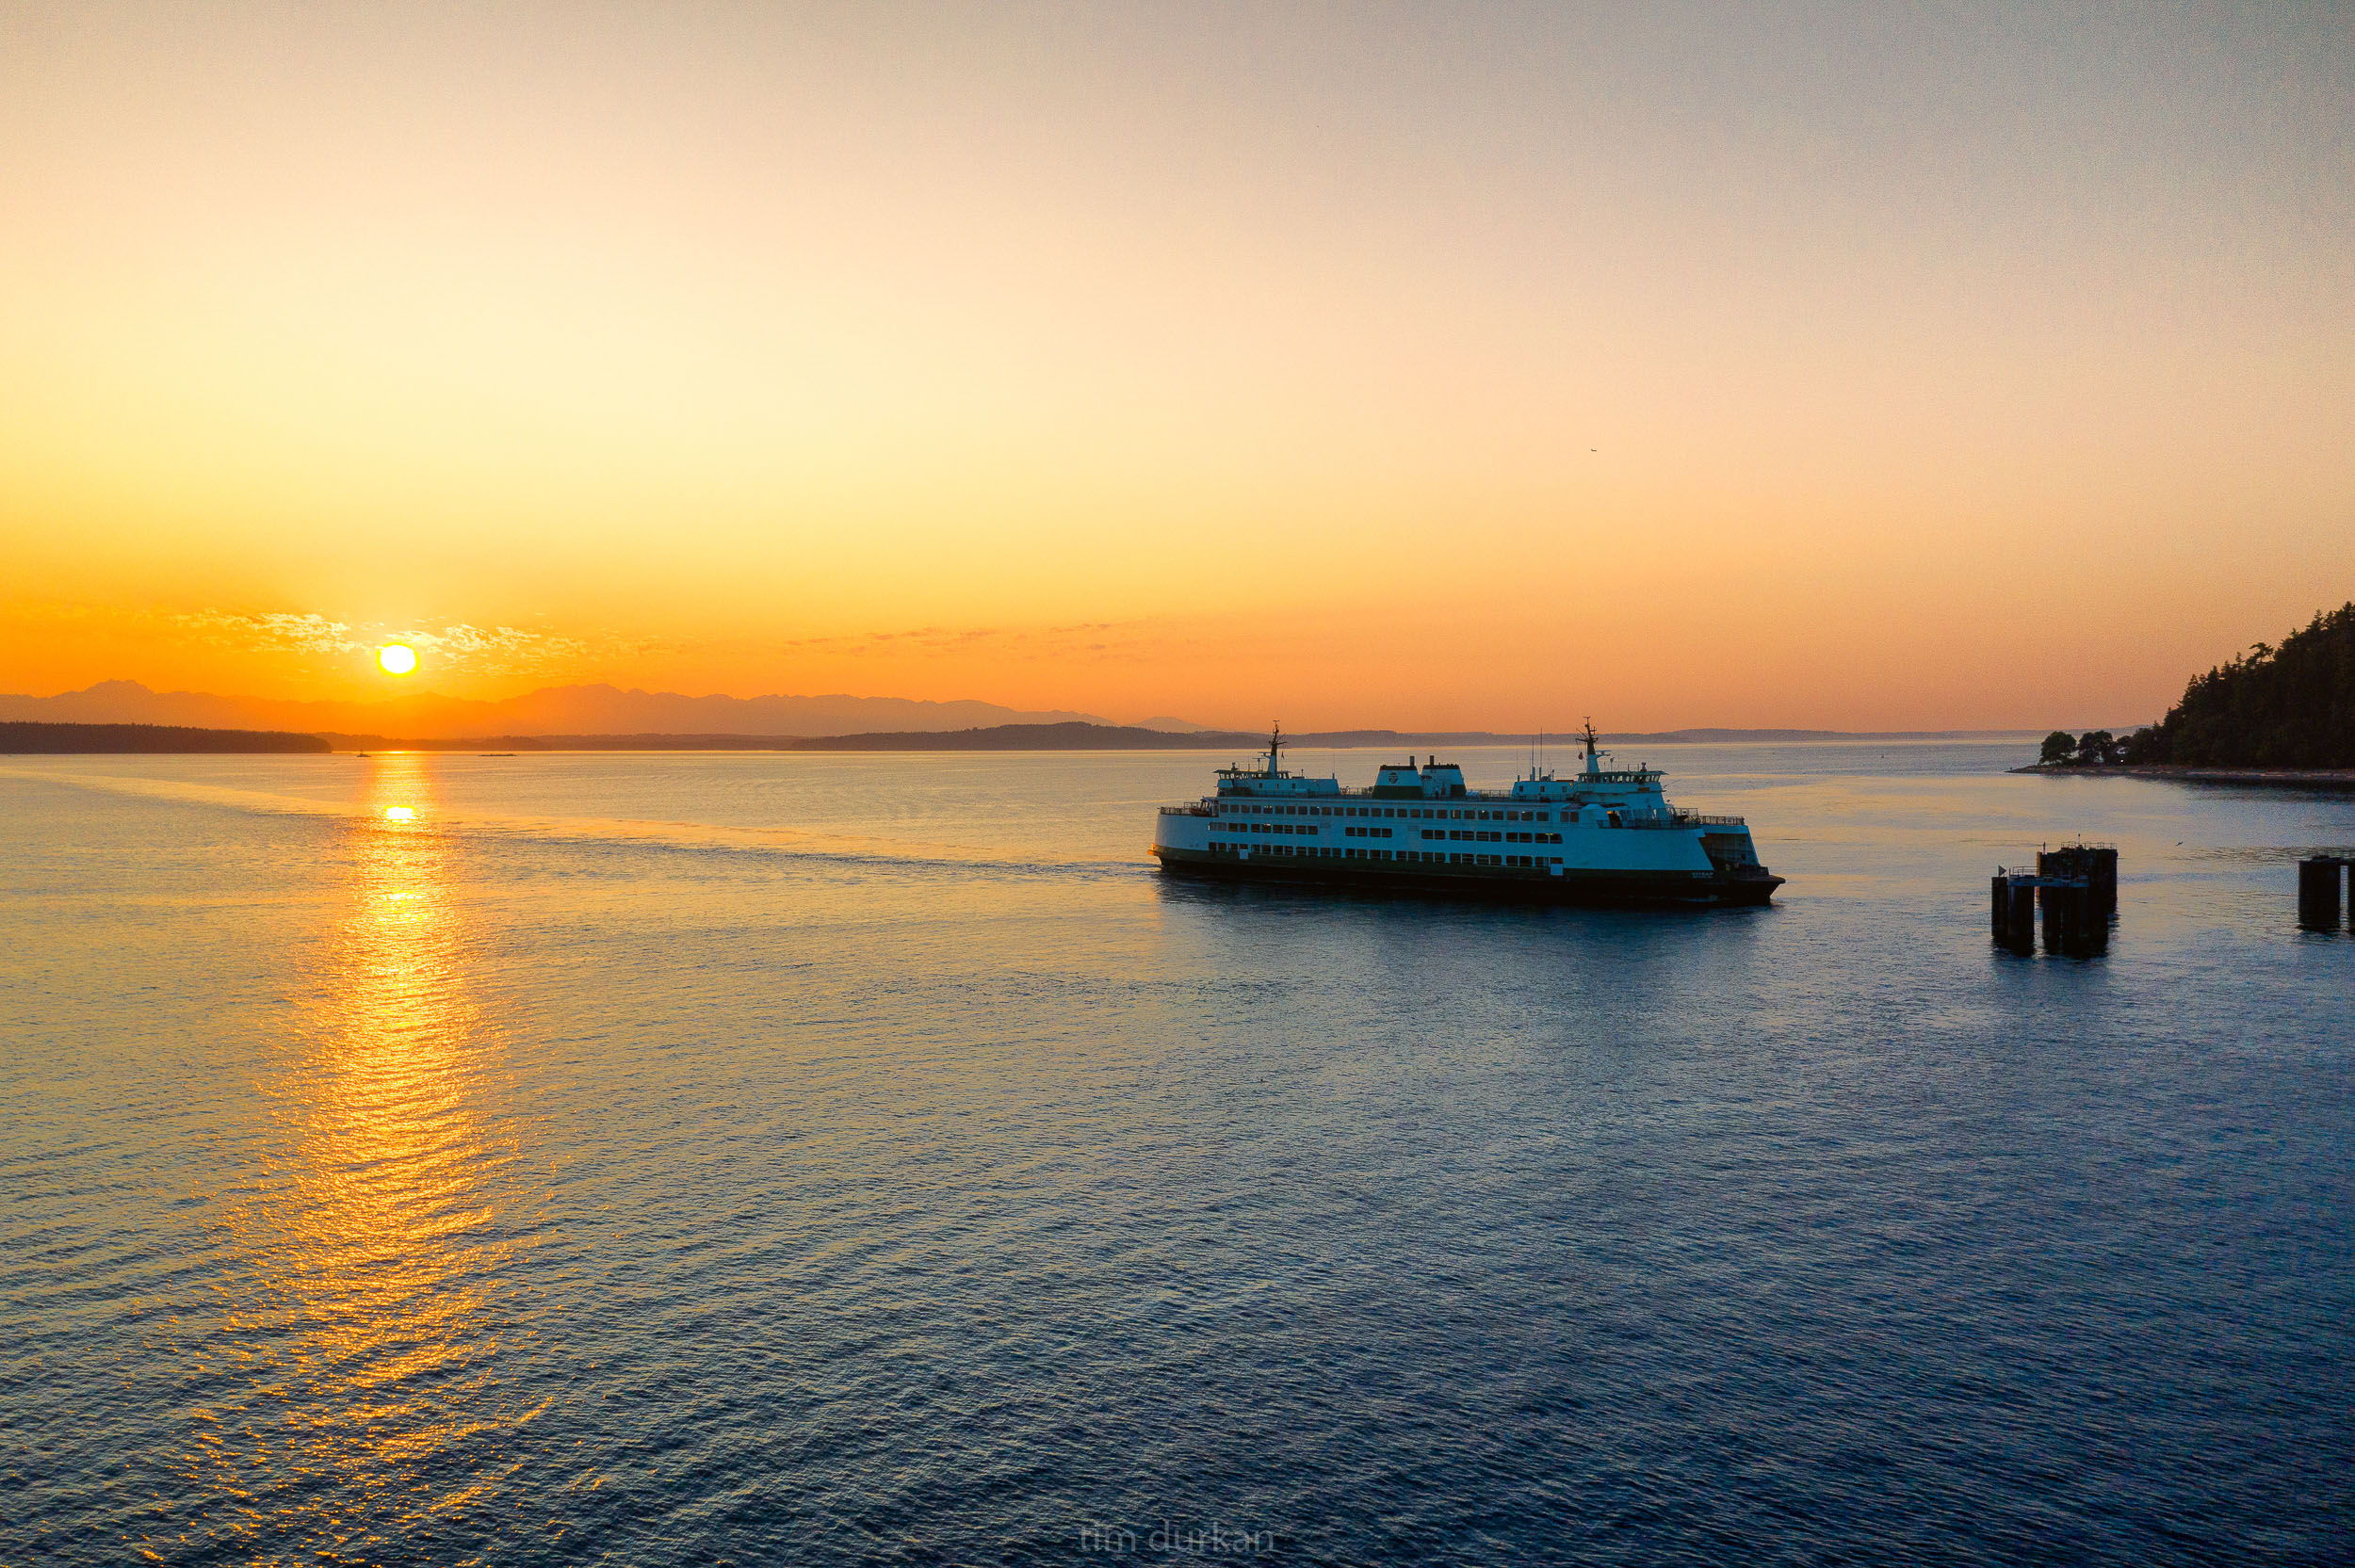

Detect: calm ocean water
[3, 741, 2349, 1565]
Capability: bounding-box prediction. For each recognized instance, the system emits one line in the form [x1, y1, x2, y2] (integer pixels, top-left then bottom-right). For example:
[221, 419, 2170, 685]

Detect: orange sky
[3, 2, 2349, 731]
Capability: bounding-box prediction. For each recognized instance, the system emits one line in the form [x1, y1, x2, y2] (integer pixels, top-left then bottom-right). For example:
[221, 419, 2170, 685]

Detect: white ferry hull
[1148, 841, 1781, 907]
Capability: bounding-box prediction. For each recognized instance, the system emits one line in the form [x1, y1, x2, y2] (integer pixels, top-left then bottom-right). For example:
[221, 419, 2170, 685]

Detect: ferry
[1151, 724, 1782, 906]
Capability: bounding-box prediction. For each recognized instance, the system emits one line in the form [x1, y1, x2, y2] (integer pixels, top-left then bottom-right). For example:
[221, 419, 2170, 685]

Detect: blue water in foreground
[3, 742, 2350, 1565]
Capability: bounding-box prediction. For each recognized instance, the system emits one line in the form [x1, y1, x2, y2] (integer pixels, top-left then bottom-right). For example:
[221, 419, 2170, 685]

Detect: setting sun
[377, 644, 417, 676]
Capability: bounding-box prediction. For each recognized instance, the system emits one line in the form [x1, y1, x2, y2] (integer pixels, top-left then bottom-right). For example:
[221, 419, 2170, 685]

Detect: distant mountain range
[0, 680, 1124, 739]
[8, 718, 2053, 754]
[0, 684, 2052, 747]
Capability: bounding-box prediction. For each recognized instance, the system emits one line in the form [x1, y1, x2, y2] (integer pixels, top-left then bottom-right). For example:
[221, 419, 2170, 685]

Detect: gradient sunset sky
[4, 2, 2348, 730]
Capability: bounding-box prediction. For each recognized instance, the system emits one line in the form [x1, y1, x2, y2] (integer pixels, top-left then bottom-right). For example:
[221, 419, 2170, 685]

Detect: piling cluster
[2300, 857, 2351, 931]
[1990, 844, 2118, 956]
[1990, 844, 2349, 946]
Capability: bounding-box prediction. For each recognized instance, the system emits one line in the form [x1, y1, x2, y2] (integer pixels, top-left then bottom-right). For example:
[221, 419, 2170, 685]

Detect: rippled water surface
[4, 743, 2350, 1564]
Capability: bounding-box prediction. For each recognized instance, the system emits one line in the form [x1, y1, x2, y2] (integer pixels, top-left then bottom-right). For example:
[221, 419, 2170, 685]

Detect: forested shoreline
[2038, 602, 2355, 771]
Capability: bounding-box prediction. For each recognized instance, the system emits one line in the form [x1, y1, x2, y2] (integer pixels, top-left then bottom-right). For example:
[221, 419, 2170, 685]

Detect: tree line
[2038, 601, 2355, 770]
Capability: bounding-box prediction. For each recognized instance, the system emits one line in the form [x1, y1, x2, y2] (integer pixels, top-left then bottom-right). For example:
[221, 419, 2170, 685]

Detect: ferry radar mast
[1582, 718, 1603, 779]
[1264, 721, 1283, 777]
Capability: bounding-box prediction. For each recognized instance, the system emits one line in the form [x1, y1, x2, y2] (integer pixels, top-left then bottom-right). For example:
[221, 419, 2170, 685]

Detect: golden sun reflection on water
[187, 753, 542, 1556]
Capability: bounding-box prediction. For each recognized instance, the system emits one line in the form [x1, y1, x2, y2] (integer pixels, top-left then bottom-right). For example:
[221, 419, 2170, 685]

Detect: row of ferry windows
[1216, 823, 1565, 846]
[1210, 844, 1556, 869]
[1221, 803, 1558, 822]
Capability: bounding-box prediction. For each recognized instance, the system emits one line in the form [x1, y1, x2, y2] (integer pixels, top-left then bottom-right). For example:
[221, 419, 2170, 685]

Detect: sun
[377, 643, 418, 675]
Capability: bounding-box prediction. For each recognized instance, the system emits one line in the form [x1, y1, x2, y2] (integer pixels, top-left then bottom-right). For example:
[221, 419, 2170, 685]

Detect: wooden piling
[2042, 883, 2077, 954]
[2299, 858, 2346, 930]
[2004, 879, 2038, 950]
[2087, 848, 2118, 918]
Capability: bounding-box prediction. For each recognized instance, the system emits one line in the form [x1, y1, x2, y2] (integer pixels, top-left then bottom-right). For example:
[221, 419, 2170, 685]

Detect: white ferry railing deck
[1164, 802, 1748, 826]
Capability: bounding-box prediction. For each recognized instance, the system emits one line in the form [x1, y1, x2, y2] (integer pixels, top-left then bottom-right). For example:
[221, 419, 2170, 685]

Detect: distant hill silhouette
[2, 721, 329, 754]
[0, 680, 1111, 739]
[306, 723, 2045, 752]
[315, 722, 1231, 752]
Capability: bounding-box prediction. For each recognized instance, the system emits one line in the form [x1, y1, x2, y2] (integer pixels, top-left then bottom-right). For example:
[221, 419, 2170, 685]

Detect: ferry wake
[1151, 724, 1782, 907]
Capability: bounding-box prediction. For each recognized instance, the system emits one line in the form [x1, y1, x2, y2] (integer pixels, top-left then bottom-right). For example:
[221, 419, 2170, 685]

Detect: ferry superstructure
[1151, 724, 1782, 906]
